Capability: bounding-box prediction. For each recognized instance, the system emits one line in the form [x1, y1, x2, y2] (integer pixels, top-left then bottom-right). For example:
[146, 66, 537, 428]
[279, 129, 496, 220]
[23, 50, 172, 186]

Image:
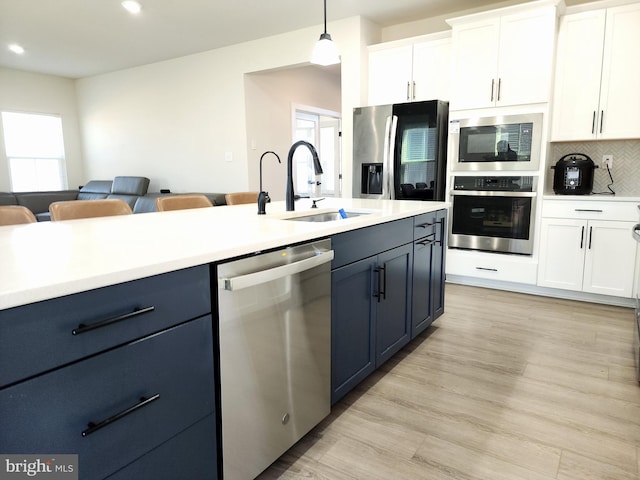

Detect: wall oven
[451, 113, 543, 171]
[449, 176, 537, 255]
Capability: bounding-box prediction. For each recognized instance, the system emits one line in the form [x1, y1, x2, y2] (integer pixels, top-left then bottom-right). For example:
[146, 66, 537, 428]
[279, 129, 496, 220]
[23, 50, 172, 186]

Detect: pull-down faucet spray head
[286, 140, 323, 212]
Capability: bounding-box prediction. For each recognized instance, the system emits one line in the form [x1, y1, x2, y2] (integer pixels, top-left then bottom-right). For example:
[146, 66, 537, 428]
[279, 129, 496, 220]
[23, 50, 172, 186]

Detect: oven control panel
[453, 176, 536, 192]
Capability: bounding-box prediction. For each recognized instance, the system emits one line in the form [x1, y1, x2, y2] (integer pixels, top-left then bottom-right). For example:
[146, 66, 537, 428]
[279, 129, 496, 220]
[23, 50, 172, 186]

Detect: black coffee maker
[551, 153, 598, 195]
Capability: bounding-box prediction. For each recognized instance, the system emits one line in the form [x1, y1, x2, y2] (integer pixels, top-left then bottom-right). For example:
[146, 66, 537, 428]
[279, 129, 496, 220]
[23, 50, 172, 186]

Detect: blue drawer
[0, 265, 211, 387]
[0, 315, 215, 480]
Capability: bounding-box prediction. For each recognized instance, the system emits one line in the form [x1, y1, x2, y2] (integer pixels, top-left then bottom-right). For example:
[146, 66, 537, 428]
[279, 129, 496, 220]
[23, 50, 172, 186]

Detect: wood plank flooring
[257, 284, 640, 479]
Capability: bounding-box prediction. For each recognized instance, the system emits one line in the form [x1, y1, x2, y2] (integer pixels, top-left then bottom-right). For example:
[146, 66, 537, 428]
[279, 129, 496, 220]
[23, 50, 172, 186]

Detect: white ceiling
[0, 0, 584, 79]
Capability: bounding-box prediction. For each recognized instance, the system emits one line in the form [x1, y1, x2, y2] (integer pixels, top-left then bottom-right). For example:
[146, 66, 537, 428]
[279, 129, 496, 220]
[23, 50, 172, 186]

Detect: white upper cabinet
[552, 3, 640, 141]
[448, 4, 558, 111]
[368, 34, 451, 106]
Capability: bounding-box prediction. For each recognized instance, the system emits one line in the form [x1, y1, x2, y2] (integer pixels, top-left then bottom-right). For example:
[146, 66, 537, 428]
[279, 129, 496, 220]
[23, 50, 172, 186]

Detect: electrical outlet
[602, 154, 613, 169]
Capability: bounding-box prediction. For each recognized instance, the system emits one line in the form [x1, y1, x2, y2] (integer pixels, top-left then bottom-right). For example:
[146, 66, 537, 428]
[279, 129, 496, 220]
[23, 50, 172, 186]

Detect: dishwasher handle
[220, 250, 334, 291]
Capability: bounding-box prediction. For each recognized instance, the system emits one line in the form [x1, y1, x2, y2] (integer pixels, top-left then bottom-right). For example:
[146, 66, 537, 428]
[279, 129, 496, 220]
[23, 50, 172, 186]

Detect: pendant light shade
[310, 0, 340, 66]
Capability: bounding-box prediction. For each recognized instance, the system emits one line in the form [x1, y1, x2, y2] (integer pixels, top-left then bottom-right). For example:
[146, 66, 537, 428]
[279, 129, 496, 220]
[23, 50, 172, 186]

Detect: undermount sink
[285, 210, 371, 223]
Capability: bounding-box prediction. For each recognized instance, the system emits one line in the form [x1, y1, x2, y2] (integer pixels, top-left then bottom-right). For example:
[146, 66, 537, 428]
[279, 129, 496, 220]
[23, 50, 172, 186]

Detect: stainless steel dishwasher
[217, 238, 333, 480]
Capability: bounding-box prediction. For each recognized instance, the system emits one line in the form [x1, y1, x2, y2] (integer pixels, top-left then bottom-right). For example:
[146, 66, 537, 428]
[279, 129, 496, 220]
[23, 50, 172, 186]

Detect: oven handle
[450, 190, 537, 198]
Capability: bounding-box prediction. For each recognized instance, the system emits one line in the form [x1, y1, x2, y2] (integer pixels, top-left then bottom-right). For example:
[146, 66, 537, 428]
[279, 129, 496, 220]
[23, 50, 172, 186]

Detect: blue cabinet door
[376, 244, 413, 366]
[432, 209, 447, 319]
[331, 257, 377, 405]
[412, 234, 435, 337]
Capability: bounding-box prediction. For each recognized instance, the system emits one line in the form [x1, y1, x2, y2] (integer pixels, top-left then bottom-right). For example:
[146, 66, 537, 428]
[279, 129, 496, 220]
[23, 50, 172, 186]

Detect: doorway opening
[292, 105, 341, 198]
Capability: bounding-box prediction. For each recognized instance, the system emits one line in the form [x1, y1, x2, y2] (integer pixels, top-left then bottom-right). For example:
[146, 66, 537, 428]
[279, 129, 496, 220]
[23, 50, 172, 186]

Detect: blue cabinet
[411, 209, 447, 337]
[331, 219, 414, 404]
[331, 210, 447, 404]
[0, 266, 218, 480]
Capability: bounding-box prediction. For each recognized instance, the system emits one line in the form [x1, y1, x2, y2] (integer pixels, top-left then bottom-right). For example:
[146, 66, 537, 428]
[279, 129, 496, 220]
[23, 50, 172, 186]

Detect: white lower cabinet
[538, 215, 637, 298]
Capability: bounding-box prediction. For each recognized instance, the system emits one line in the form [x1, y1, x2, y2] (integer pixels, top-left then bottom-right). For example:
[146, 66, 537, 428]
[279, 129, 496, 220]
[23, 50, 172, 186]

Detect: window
[1, 111, 67, 191]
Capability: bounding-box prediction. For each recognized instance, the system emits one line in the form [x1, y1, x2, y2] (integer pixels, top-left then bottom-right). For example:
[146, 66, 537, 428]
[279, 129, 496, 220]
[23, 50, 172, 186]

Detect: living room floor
[258, 283, 640, 480]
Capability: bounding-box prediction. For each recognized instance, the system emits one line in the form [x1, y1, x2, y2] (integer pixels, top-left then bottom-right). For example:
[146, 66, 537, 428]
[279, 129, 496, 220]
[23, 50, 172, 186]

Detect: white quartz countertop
[0, 198, 448, 310]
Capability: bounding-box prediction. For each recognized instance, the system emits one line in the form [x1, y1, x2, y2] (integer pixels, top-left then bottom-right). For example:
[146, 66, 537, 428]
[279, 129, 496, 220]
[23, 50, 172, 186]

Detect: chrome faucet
[286, 140, 323, 211]
[257, 151, 281, 215]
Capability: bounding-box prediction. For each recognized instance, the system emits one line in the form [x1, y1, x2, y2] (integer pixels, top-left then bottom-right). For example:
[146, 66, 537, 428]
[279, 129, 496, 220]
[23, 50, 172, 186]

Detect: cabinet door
[537, 218, 587, 291]
[551, 10, 606, 141]
[599, 3, 640, 140]
[450, 18, 500, 110]
[432, 209, 447, 319]
[331, 257, 377, 405]
[583, 220, 637, 297]
[412, 235, 434, 338]
[497, 8, 556, 107]
[376, 244, 413, 366]
[368, 45, 413, 105]
[412, 38, 452, 102]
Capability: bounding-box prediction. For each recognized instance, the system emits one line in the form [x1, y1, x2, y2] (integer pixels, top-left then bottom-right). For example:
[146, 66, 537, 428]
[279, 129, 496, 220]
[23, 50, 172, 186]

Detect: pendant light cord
[323, 0, 328, 34]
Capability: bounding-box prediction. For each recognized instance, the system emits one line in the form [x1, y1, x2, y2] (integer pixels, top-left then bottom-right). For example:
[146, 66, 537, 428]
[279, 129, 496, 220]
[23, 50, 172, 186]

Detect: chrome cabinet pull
[406, 82, 411, 101]
[412, 81, 416, 100]
[72, 306, 155, 335]
[82, 394, 160, 437]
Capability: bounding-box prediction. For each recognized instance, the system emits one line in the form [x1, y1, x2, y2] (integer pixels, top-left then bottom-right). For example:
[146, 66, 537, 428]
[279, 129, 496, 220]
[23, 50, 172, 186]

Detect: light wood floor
[258, 283, 640, 480]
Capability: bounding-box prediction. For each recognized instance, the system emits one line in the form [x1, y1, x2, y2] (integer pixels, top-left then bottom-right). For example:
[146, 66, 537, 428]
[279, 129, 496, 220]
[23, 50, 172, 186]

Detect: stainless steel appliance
[353, 100, 449, 201]
[633, 213, 640, 383]
[451, 113, 542, 171]
[551, 153, 598, 195]
[449, 176, 537, 255]
[217, 239, 334, 480]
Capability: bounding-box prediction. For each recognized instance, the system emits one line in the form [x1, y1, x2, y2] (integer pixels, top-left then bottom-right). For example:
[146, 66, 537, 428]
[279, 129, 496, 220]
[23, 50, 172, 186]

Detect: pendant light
[310, 0, 340, 66]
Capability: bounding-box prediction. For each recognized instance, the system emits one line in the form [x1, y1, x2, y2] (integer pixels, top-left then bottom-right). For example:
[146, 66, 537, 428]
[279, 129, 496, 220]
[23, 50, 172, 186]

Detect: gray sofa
[0, 176, 228, 221]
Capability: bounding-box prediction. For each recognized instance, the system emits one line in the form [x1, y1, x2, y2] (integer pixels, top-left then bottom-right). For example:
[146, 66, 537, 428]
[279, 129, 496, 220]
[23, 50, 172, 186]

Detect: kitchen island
[0, 198, 448, 480]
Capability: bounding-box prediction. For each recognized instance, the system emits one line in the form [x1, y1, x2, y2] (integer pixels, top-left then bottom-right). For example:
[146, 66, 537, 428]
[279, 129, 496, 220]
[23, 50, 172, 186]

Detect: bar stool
[0, 206, 37, 226]
[155, 194, 213, 212]
[225, 192, 259, 205]
[49, 199, 133, 221]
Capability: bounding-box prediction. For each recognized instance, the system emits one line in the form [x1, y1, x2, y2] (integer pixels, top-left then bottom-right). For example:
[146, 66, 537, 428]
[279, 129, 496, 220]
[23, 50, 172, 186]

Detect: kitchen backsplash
[546, 140, 640, 197]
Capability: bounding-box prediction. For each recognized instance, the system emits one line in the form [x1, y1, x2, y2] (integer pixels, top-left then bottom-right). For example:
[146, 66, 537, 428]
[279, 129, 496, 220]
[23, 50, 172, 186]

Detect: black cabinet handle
[575, 209, 603, 213]
[373, 266, 386, 303]
[497, 78, 502, 101]
[82, 393, 160, 437]
[72, 306, 155, 335]
[580, 226, 585, 249]
[600, 110, 604, 134]
[588, 226, 593, 249]
[490, 79, 495, 102]
[476, 267, 498, 272]
[406, 82, 411, 101]
[592, 111, 596, 134]
[417, 239, 435, 246]
[416, 222, 434, 229]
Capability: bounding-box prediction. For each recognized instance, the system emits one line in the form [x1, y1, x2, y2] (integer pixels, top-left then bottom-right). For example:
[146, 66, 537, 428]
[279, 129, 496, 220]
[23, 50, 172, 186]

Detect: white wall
[76, 17, 374, 195]
[244, 65, 341, 201]
[0, 68, 84, 191]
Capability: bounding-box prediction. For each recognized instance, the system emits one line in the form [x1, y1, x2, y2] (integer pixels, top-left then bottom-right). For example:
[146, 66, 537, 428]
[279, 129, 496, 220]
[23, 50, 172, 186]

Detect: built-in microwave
[451, 113, 543, 171]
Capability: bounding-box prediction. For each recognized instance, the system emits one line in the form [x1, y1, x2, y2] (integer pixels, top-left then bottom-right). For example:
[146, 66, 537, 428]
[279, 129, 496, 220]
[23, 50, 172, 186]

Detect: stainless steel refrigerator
[352, 100, 448, 201]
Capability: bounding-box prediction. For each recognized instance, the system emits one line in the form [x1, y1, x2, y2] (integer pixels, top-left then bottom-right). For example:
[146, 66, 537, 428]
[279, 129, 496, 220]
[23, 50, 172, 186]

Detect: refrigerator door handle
[387, 115, 398, 199]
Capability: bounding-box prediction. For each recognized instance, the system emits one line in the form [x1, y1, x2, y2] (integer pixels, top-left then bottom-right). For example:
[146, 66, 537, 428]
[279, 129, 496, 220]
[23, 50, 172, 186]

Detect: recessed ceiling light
[121, 1, 142, 14]
[8, 44, 25, 55]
